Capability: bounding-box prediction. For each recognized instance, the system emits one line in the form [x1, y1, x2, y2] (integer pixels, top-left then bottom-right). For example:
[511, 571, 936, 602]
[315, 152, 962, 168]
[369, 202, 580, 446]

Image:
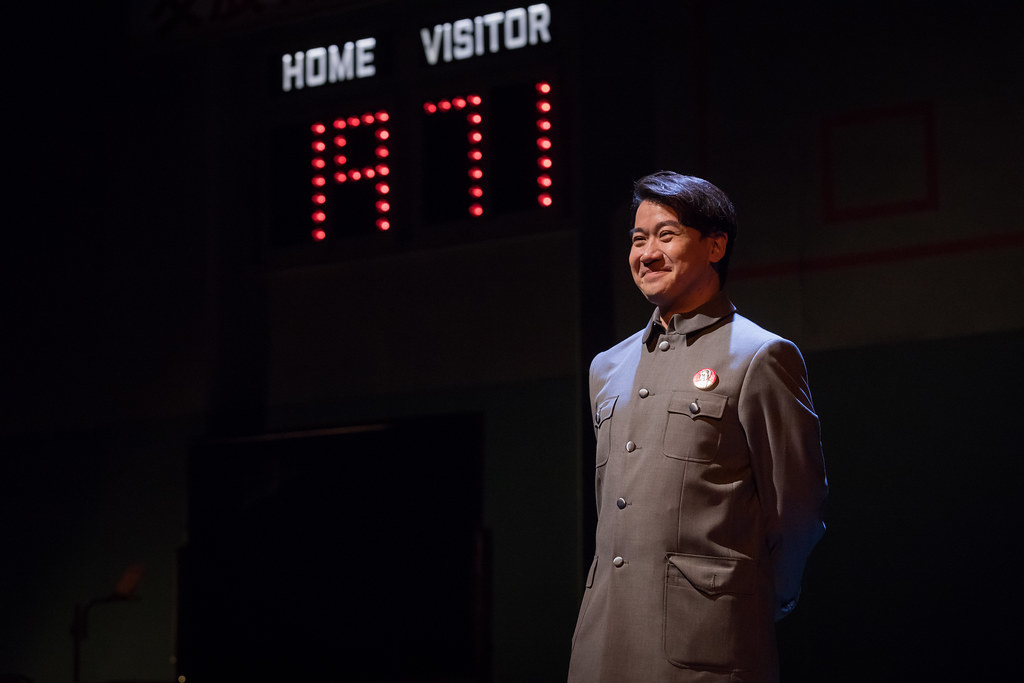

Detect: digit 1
[535, 81, 554, 208]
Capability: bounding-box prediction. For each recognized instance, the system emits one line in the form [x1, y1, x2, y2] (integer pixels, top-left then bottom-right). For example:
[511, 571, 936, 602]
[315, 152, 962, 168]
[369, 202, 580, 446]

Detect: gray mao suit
[568, 291, 827, 682]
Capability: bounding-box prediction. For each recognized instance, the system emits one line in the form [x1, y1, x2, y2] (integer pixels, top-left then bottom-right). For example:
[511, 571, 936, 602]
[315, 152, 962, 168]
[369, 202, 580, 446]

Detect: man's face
[629, 200, 726, 319]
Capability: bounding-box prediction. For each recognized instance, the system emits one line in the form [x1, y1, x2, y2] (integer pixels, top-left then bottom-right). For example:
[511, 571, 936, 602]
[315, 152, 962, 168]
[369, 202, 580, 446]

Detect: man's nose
[640, 243, 661, 263]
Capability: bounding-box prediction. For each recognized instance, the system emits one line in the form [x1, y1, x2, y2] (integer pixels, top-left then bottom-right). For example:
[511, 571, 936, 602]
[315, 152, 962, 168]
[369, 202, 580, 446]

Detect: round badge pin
[692, 368, 718, 390]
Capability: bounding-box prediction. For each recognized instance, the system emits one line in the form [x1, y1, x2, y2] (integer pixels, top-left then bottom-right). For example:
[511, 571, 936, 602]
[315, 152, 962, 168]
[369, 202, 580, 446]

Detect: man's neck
[656, 285, 722, 329]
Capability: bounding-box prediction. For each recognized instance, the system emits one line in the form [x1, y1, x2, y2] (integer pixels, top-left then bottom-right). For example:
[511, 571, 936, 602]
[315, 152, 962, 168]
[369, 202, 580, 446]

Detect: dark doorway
[178, 414, 488, 681]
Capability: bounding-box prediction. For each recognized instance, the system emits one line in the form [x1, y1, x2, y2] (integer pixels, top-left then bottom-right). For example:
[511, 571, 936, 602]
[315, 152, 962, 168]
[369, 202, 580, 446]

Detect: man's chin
[635, 281, 664, 298]
[639, 290, 668, 308]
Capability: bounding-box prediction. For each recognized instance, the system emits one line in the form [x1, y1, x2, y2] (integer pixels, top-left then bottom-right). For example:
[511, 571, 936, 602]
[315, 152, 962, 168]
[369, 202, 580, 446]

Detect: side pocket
[663, 553, 755, 669]
[571, 556, 599, 648]
[594, 396, 617, 468]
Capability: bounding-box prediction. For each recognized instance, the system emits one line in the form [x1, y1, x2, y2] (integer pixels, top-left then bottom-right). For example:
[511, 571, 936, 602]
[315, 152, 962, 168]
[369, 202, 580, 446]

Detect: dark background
[3, 1, 1023, 681]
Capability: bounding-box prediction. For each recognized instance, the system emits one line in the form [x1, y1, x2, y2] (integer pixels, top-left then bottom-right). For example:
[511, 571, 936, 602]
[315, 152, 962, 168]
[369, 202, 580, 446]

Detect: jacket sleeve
[738, 338, 828, 620]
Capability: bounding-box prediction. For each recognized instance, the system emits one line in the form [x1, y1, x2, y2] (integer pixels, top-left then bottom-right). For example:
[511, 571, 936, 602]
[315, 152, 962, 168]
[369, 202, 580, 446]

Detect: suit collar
[642, 290, 737, 343]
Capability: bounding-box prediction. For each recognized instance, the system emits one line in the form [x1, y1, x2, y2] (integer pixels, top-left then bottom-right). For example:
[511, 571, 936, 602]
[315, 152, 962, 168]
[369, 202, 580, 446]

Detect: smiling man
[568, 172, 828, 682]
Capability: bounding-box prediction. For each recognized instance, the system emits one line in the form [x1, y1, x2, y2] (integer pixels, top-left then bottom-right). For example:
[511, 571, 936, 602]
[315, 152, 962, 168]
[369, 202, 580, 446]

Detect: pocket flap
[667, 553, 754, 596]
[586, 556, 598, 588]
[595, 395, 618, 427]
[667, 392, 727, 420]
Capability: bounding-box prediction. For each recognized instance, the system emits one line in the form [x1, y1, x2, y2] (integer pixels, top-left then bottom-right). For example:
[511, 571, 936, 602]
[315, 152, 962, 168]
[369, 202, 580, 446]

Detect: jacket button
[658, 340, 670, 351]
[612, 556, 624, 567]
[616, 497, 627, 509]
[689, 400, 700, 415]
[638, 388, 649, 398]
[625, 441, 636, 452]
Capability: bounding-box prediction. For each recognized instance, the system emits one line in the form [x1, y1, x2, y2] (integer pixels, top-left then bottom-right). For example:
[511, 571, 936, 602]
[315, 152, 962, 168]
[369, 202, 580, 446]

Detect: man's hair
[632, 171, 737, 286]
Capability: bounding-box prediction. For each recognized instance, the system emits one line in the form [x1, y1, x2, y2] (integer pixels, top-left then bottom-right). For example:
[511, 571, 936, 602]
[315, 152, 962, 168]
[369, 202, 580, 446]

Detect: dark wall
[3, 1, 1023, 682]
[779, 330, 1024, 682]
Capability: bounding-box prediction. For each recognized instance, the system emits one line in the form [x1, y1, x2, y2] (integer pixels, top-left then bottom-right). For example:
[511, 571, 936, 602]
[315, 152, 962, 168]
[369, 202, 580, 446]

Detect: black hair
[632, 171, 737, 286]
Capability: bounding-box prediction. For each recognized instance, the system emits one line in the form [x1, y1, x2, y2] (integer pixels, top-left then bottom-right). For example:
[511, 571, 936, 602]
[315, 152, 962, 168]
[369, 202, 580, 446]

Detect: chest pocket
[594, 395, 617, 468]
[663, 391, 728, 463]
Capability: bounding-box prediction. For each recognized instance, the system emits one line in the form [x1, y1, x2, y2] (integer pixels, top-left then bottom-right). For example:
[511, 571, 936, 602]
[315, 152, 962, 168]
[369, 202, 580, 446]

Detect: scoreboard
[266, 3, 566, 250]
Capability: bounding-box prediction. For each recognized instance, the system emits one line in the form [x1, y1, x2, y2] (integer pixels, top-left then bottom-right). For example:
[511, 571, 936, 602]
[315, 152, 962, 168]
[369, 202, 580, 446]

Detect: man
[568, 172, 827, 682]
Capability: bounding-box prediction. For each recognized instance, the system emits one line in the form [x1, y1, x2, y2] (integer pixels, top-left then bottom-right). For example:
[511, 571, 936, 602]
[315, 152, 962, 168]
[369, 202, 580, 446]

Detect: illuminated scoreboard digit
[270, 3, 561, 248]
[309, 110, 394, 236]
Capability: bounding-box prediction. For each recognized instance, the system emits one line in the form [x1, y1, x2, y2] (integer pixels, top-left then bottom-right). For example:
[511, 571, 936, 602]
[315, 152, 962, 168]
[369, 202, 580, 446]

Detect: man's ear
[707, 233, 728, 264]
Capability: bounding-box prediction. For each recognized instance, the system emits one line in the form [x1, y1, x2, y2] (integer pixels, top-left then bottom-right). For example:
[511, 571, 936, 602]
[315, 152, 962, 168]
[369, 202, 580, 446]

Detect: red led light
[303, 81, 556, 239]
[533, 84, 554, 199]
